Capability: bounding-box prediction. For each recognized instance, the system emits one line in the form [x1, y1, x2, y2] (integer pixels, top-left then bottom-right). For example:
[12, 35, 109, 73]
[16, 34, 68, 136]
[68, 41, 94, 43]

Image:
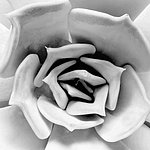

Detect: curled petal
[66, 85, 108, 116]
[61, 83, 92, 101]
[95, 65, 150, 142]
[81, 57, 124, 110]
[43, 61, 76, 109]
[38, 95, 104, 132]
[9, 54, 52, 139]
[45, 125, 130, 150]
[59, 69, 106, 86]
[0, 76, 14, 101]
[35, 44, 96, 87]
[0, 106, 47, 150]
[69, 9, 150, 72]
[0, 0, 71, 77]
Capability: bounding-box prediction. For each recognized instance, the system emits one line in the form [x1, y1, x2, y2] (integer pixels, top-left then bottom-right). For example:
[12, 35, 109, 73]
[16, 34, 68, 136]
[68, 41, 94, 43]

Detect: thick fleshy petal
[122, 124, 150, 150]
[35, 44, 96, 87]
[81, 57, 124, 110]
[9, 54, 52, 139]
[70, 0, 150, 20]
[45, 125, 129, 150]
[0, 106, 47, 150]
[69, 9, 150, 72]
[0, 0, 71, 77]
[38, 95, 104, 132]
[43, 61, 76, 109]
[66, 85, 108, 116]
[95, 65, 150, 142]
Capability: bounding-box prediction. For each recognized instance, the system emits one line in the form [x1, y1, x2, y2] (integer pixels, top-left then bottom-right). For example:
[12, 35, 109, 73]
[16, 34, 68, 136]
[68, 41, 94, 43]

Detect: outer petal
[122, 124, 150, 150]
[0, 106, 47, 150]
[69, 8, 150, 73]
[70, 0, 150, 20]
[95, 65, 150, 142]
[45, 125, 129, 150]
[0, 0, 71, 77]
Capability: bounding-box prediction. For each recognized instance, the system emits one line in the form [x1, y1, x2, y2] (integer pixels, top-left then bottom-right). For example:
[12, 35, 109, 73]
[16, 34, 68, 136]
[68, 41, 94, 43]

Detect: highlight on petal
[9, 54, 52, 139]
[43, 61, 76, 109]
[0, 0, 71, 77]
[134, 4, 150, 44]
[122, 124, 150, 150]
[0, 106, 47, 150]
[0, 76, 14, 101]
[45, 125, 130, 150]
[66, 85, 108, 116]
[38, 95, 104, 132]
[95, 65, 150, 142]
[34, 44, 96, 87]
[61, 83, 92, 101]
[81, 57, 124, 110]
[59, 69, 106, 86]
[69, 8, 150, 72]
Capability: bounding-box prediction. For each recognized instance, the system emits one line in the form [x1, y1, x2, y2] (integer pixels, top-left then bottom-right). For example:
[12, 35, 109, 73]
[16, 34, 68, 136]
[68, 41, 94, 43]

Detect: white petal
[81, 57, 124, 110]
[9, 54, 52, 139]
[0, 0, 71, 77]
[0, 106, 47, 150]
[0, 76, 14, 101]
[43, 61, 76, 109]
[66, 85, 108, 116]
[95, 65, 150, 142]
[123, 124, 150, 150]
[38, 95, 104, 132]
[35, 44, 96, 87]
[69, 9, 150, 72]
[59, 69, 106, 86]
[61, 83, 92, 101]
[45, 125, 130, 150]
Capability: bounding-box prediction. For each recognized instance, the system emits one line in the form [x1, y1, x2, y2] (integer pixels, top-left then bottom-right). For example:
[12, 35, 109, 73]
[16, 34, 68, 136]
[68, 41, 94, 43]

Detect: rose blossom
[0, 0, 150, 150]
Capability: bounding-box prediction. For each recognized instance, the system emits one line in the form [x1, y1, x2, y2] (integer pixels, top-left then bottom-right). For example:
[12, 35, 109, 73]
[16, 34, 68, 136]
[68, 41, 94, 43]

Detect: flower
[0, 0, 150, 150]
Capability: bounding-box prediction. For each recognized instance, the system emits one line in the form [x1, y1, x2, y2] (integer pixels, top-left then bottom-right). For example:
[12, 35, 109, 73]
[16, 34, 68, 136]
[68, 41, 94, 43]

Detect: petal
[0, 0, 71, 77]
[122, 124, 150, 150]
[9, 54, 52, 139]
[61, 83, 92, 101]
[43, 61, 76, 109]
[134, 4, 150, 44]
[95, 65, 150, 142]
[66, 85, 108, 116]
[38, 95, 104, 132]
[0, 76, 14, 101]
[45, 125, 129, 150]
[59, 69, 106, 86]
[69, 9, 150, 72]
[0, 106, 47, 150]
[70, 0, 150, 20]
[81, 57, 124, 110]
[34, 44, 96, 87]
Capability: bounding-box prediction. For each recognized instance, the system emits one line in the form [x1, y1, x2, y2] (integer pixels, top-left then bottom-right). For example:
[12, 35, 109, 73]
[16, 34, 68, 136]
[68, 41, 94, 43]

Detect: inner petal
[81, 57, 124, 110]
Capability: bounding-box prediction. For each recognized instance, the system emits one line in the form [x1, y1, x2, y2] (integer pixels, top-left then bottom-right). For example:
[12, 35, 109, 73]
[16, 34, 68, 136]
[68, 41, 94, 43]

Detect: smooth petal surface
[95, 65, 150, 142]
[45, 125, 129, 150]
[0, 106, 47, 150]
[43, 61, 76, 109]
[122, 124, 150, 150]
[0, 0, 71, 77]
[35, 44, 96, 87]
[0, 76, 14, 101]
[69, 9, 150, 72]
[66, 85, 108, 116]
[38, 95, 104, 132]
[70, 0, 150, 20]
[9, 54, 52, 139]
[81, 57, 124, 110]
